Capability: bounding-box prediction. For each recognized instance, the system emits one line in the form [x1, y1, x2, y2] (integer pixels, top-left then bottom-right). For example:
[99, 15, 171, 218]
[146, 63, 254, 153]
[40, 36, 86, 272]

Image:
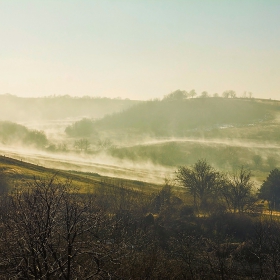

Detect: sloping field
[0, 155, 160, 193]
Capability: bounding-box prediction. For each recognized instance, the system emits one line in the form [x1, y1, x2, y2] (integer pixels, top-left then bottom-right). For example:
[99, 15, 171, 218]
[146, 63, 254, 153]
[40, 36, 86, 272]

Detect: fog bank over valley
[1, 94, 280, 185]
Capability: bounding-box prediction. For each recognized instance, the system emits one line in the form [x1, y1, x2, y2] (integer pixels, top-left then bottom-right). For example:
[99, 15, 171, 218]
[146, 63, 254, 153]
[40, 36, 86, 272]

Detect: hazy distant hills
[67, 97, 280, 138]
[0, 94, 140, 122]
[62, 97, 280, 176]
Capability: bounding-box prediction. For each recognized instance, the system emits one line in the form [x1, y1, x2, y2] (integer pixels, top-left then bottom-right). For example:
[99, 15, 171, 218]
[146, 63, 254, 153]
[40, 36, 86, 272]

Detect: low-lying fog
[19, 119, 80, 142]
[126, 137, 280, 150]
[2, 118, 280, 186]
[0, 144, 173, 184]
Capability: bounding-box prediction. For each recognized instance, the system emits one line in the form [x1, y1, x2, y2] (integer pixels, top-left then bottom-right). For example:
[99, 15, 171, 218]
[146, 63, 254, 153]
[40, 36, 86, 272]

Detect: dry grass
[0, 155, 160, 194]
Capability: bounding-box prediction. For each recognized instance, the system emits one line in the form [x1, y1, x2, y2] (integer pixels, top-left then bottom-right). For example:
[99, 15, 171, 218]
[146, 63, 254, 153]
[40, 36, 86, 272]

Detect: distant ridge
[0, 94, 140, 121]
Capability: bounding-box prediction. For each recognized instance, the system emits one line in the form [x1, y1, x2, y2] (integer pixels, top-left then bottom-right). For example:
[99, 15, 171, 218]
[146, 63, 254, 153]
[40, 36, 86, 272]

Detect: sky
[0, 0, 279, 100]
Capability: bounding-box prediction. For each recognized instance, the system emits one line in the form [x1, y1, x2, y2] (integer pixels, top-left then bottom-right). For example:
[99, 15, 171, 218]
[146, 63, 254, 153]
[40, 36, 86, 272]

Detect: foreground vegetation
[1, 156, 280, 279]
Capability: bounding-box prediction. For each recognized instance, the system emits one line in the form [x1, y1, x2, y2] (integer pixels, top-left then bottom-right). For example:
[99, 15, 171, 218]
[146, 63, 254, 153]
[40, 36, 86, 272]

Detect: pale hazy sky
[0, 0, 279, 100]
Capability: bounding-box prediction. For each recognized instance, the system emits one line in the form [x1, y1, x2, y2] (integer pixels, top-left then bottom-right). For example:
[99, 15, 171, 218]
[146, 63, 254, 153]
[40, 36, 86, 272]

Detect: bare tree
[176, 159, 222, 211]
[222, 167, 256, 213]
[0, 176, 117, 279]
[189, 89, 197, 98]
[74, 138, 90, 152]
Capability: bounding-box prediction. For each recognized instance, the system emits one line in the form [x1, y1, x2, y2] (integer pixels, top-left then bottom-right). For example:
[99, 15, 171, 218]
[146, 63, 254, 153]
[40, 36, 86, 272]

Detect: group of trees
[163, 89, 253, 100]
[65, 118, 95, 137]
[0, 121, 48, 148]
[176, 160, 256, 213]
[163, 89, 197, 100]
[176, 159, 280, 214]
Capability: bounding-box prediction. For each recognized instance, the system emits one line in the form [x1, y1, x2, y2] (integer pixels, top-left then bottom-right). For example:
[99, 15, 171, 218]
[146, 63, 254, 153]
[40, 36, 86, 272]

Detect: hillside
[63, 97, 280, 180]
[0, 155, 158, 193]
[67, 97, 280, 138]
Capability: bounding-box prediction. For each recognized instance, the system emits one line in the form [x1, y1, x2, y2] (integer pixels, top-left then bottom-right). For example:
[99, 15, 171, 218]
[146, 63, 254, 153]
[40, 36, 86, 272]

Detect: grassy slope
[0, 155, 159, 193]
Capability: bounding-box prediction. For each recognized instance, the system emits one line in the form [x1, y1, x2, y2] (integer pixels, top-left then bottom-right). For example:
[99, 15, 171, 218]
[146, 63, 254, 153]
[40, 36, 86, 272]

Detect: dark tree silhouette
[259, 168, 280, 211]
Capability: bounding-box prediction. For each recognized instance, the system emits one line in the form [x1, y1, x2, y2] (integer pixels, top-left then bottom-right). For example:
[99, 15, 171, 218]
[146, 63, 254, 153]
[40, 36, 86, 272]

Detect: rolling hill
[64, 97, 280, 181]
[67, 97, 280, 138]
